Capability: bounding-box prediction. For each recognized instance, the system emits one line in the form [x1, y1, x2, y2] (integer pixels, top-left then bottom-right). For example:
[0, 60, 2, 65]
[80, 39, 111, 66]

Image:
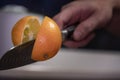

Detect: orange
[12, 16, 41, 46]
[31, 16, 62, 61]
[11, 16, 62, 61]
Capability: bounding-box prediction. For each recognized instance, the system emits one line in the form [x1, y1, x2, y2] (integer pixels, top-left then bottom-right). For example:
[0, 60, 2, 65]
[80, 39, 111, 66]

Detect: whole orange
[11, 16, 62, 61]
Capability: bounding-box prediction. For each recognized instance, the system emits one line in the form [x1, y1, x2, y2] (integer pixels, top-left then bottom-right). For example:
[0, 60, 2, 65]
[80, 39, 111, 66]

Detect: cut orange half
[11, 16, 62, 61]
[12, 16, 41, 46]
[32, 16, 62, 61]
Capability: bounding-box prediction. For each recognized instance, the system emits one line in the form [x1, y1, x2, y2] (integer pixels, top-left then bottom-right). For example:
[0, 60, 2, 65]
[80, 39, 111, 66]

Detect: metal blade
[0, 40, 36, 70]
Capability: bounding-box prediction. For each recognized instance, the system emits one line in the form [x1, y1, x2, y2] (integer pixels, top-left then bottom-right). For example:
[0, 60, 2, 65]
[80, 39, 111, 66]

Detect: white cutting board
[0, 49, 120, 79]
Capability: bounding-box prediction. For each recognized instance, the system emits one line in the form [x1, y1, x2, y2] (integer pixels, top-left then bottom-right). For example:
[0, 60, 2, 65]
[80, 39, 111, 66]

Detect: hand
[53, 0, 114, 48]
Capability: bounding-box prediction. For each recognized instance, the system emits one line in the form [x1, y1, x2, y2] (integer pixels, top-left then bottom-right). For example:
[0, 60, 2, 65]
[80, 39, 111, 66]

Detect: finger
[53, 9, 73, 30]
[63, 33, 95, 48]
[53, 5, 83, 30]
[73, 11, 103, 41]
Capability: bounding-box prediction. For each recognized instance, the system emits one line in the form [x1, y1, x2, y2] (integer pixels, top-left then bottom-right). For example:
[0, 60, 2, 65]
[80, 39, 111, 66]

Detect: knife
[0, 25, 75, 70]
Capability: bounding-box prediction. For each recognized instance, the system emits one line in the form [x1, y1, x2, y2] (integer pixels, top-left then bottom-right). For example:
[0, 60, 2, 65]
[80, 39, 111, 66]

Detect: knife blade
[0, 25, 75, 70]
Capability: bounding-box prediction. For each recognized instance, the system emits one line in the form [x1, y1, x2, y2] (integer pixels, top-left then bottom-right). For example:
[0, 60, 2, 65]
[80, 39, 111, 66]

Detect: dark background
[0, 0, 72, 17]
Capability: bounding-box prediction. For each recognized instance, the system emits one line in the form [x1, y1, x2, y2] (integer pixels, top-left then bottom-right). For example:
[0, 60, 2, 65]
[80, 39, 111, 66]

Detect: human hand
[53, 0, 115, 48]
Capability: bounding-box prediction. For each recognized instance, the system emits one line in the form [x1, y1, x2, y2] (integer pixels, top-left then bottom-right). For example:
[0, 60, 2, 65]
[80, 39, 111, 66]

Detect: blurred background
[0, 0, 72, 17]
[0, 0, 120, 51]
[0, 0, 120, 80]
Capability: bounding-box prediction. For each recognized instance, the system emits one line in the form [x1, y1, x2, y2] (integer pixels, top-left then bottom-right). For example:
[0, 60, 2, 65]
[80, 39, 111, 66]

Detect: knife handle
[61, 25, 76, 41]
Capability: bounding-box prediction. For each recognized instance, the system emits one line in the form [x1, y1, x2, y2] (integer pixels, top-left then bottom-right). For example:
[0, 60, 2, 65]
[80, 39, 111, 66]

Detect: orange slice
[11, 16, 62, 61]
